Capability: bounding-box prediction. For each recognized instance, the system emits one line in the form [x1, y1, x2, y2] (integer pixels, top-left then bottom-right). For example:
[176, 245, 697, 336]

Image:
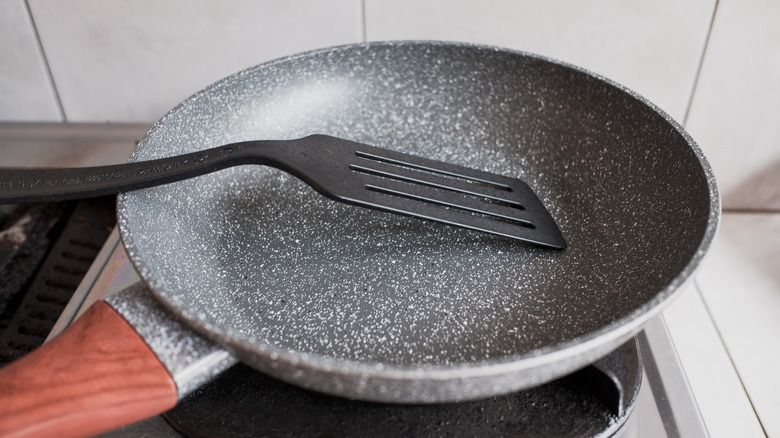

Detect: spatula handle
[0, 302, 177, 438]
[0, 141, 278, 204]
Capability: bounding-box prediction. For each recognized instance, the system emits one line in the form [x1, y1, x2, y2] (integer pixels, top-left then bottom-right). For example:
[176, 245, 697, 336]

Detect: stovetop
[46, 229, 707, 438]
[1, 123, 710, 437]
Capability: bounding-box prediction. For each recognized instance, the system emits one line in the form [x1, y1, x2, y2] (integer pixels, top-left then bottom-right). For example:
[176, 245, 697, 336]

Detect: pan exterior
[118, 41, 718, 402]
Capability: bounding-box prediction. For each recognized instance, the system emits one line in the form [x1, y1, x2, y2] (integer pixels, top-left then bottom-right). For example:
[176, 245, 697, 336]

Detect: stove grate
[0, 197, 115, 365]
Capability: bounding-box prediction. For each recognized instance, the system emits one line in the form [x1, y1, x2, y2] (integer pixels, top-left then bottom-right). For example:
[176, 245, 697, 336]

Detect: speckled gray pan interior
[118, 41, 719, 403]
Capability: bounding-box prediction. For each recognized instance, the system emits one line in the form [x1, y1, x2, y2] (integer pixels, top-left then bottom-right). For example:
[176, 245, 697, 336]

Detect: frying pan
[0, 41, 718, 436]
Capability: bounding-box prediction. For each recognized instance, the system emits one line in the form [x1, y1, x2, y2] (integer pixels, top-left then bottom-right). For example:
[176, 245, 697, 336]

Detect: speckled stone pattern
[117, 42, 718, 402]
[106, 282, 238, 398]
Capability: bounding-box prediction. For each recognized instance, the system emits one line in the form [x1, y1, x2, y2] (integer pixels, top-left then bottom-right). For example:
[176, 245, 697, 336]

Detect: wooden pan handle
[0, 301, 178, 438]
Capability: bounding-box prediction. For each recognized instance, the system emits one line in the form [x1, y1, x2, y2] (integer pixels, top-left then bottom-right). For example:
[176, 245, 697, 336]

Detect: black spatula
[0, 135, 565, 249]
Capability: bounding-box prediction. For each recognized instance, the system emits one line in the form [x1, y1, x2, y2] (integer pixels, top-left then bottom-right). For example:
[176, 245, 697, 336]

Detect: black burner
[164, 340, 641, 438]
[0, 197, 115, 365]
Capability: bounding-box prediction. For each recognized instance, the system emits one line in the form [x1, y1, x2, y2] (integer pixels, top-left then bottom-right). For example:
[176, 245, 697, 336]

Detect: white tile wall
[27, 0, 362, 123]
[663, 286, 766, 437]
[0, 0, 61, 121]
[364, 0, 715, 122]
[685, 0, 780, 211]
[693, 213, 780, 436]
[4, 0, 718, 124]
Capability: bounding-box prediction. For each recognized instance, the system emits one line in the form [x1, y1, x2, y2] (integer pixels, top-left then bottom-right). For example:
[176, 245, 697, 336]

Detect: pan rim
[118, 40, 720, 396]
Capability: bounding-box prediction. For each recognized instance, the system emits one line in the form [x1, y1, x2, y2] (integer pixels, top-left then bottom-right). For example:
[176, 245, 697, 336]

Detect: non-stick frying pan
[0, 41, 718, 436]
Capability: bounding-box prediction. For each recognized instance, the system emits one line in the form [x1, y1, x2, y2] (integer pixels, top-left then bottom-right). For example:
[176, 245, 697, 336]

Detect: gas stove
[38, 228, 702, 438]
[0, 123, 710, 437]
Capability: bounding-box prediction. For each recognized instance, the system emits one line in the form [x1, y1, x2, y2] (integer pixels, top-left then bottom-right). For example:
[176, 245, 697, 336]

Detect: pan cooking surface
[118, 42, 717, 401]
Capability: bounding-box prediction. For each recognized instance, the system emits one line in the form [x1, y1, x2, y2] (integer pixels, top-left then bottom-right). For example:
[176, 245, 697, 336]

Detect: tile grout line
[693, 277, 769, 437]
[682, 0, 720, 127]
[360, 0, 367, 43]
[23, 0, 67, 123]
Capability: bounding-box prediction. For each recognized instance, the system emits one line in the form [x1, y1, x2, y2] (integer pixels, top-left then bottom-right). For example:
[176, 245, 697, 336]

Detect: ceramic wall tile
[27, 0, 362, 123]
[663, 286, 765, 437]
[0, 122, 148, 167]
[364, 0, 715, 122]
[0, 0, 61, 121]
[694, 213, 780, 436]
[685, 0, 780, 211]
